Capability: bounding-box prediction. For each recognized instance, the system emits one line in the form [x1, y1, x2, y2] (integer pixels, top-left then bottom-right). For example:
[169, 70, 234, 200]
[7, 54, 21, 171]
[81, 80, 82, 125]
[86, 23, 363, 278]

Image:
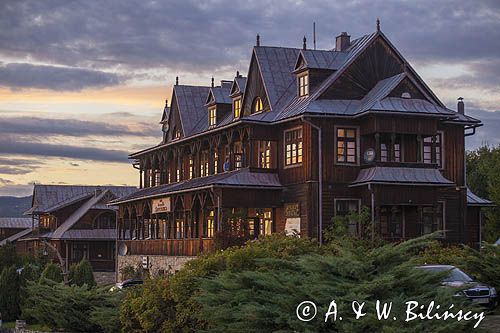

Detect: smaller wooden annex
[17, 184, 136, 272]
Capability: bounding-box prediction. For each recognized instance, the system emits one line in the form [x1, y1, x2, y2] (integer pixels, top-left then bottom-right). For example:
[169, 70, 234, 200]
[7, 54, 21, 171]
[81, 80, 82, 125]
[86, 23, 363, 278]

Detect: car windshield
[421, 266, 473, 282]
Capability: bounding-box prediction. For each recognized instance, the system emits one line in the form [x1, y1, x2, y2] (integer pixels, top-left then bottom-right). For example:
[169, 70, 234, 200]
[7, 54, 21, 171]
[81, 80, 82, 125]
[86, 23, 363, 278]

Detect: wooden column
[375, 133, 380, 162]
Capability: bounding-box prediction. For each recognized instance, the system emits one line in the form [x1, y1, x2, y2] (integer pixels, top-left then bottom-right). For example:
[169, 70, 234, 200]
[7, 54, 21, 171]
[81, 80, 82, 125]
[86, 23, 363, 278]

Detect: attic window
[253, 97, 264, 114]
[233, 98, 241, 118]
[209, 106, 217, 127]
[173, 126, 181, 140]
[298, 73, 309, 97]
[401, 92, 411, 99]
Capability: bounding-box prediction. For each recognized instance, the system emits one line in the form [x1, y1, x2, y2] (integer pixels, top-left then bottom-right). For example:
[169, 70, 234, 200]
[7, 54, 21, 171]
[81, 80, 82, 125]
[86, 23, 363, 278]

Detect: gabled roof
[0, 228, 34, 246]
[25, 185, 137, 215]
[160, 104, 170, 124]
[230, 76, 247, 97]
[206, 84, 232, 105]
[112, 168, 282, 205]
[350, 166, 454, 187]
[467, 188, 494, 206]
[52, 189, 111, 239]
[253, 46, 301, 112]
[294, 49, 347, 71]
[172, 85, 211, 137]
[0, 217, 32, 229]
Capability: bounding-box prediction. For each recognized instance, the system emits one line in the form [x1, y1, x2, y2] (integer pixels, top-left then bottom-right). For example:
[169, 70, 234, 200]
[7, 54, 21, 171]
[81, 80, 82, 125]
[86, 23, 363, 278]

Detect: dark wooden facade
[115, 26, 489, 259]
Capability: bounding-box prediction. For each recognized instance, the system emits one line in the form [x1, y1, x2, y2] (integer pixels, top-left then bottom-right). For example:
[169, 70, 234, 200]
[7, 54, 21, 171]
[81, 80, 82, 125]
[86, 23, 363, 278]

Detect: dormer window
[233, 98, 241, 118]
[298, 73, 309, 97]
[253, 96, 263, 114]
[209, 106, 217, 127]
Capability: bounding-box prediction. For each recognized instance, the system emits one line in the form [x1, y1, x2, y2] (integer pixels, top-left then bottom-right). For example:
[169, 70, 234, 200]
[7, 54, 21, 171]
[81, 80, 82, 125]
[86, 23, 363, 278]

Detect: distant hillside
[0, 196, 32, 217]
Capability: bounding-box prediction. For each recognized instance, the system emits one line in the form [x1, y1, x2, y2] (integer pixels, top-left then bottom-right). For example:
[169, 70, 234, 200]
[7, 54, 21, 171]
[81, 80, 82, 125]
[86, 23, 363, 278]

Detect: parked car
[110, 278, 144, 291]
[418, 265, 497, 309]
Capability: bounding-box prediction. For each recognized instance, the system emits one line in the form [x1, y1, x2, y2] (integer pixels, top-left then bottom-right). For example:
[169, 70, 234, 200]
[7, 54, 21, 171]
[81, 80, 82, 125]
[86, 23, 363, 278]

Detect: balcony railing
[120, 238, 215, 256]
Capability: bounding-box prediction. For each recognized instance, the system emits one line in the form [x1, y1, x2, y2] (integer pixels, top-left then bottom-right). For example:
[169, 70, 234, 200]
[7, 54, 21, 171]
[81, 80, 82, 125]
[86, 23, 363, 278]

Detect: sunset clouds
[0, 0, 499, 196]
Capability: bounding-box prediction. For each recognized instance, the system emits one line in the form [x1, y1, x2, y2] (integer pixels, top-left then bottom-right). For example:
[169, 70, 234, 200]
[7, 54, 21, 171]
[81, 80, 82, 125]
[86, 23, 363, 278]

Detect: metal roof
[296, 49, 348, 71]
[0, 217, 33, 229]
[467, 188, 494, 206]
[25, 185, 137, 215]
[112, 168, 282, 204]
[173, 85, 211, 137]
[58, 229, 116, 240]
[0, 228, 34, 245]
[207, 85, 232, 105]
[350, 166, 455, 187]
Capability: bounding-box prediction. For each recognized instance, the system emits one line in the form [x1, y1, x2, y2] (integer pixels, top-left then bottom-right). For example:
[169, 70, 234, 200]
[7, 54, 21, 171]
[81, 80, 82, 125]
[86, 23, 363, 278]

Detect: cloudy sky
[1, 0, 499, 196]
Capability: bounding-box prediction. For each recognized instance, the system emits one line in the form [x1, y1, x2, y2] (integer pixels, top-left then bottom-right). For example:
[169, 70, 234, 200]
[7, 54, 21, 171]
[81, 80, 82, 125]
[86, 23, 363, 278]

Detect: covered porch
[114, 168, 283, 256]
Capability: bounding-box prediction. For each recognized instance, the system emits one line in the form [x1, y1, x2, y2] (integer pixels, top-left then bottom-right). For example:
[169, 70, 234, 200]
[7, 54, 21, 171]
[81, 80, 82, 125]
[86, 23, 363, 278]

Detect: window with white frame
[284, 128, 303, 166]
[336, 128, 357, 164]
[298, 73, 309, 97]
[423, 133, 443, 168]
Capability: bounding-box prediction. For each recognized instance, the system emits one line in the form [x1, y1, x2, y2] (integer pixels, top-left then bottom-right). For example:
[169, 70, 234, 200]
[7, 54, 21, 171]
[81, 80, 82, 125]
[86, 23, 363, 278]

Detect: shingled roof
[0, 217, 32, 229]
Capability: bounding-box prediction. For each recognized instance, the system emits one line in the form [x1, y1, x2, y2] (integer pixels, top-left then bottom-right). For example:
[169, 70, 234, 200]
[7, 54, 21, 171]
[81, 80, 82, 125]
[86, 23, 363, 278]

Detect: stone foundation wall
[117, 254, 194, 282]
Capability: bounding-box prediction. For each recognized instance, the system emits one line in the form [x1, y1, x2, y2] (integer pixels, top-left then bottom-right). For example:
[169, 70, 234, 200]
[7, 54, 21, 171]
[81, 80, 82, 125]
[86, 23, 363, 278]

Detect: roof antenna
[303, 36, 307, 50]
[256, 33, 260, 46]
[175, 76, 179, 86]
[313, 22, 316, 50]
[376, 18, 381, 32]
[211, 77, 214, 88]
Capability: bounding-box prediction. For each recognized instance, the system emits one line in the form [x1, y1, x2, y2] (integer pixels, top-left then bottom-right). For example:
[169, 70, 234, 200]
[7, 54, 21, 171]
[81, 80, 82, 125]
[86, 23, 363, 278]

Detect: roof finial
[303, 36, 307, 50]
[165, 99, 168, 107]
[211, 77, 214, 88]
[376, 18, 380, 32]
[175, 76, 179, 86]
[236, 70, 240, 77]
[256, 33, 260, 46]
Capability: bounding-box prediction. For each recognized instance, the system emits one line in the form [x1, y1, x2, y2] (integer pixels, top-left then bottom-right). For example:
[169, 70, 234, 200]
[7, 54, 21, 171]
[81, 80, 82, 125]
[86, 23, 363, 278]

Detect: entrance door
[72, 242, 88, 263]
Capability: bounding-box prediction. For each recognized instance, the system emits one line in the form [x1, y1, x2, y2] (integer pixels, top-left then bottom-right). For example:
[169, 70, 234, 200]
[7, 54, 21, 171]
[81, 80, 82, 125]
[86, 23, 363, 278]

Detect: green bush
[21, 279, 122, 332]
[69, 260, 96, 287]
[0, 243, 20, 271]
[40, 262, 63, 283]
[119, 263, 144, 281]
[0, 265, 22, 321]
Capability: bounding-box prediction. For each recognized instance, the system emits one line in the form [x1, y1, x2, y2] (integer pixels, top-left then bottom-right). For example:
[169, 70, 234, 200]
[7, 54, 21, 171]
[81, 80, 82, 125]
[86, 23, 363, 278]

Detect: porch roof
[350, 166, 455, 187]
[466, 188, 494, 207]
[0, 228, 34, 246]
[111, 168, 283, 205]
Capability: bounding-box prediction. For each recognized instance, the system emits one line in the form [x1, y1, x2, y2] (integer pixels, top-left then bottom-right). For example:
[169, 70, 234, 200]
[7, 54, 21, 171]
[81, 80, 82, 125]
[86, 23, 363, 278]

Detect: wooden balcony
[120, 238, 215, 256]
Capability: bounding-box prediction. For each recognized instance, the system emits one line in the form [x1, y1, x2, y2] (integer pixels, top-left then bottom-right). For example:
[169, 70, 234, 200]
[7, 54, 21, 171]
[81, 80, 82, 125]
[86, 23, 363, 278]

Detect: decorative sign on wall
[285, 217, 301, 236]
[285, 203, 300, 218]
[152, 197, 171, 214]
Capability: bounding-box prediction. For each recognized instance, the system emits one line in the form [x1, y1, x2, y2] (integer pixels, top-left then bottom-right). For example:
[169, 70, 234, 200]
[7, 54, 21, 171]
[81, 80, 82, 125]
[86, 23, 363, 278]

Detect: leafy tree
[21, 279, 121, 332]
[466, 145, 500, 243]
[69, 260, 96, 287]
[0, 265, 22, 321]
[40, 262, 63, 283]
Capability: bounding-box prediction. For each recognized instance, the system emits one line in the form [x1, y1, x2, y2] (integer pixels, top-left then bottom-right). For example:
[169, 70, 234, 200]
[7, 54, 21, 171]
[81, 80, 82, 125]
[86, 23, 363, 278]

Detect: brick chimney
[457, 97, 464, 114]
[336, 32, 350, 51]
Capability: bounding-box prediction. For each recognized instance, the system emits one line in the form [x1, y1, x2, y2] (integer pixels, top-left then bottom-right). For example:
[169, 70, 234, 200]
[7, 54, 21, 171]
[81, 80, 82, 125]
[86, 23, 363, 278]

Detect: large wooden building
[18, 185, 136, 272]
[112, 24, 492, 277]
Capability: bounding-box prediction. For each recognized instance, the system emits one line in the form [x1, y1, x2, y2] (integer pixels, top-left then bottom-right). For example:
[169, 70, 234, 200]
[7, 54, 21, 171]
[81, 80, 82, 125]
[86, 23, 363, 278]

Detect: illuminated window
[258, 140, 272, 168]
[213, 150, 218, 174]
[298, 73, 309, 97]
[284, 128, 303, 166]
[204, 210, 215, 238]
[234, 142, 243, 169]
[253, 96, 264, 113]
[154, 170, 161, 186]
[176, 167, 180, 182]
[189, 157, 193, 179]
[175, 219, 184, 239]
[233, 98, 241, 118]
[336, 128, 357, 164]
[257, 209, 273, 236]
[167, 169, 171, 183]
[423, 133, 443, 168]
[200, 150, 209, 177]
[173, 126, 181, 140]
[209, 106, 217, 127]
